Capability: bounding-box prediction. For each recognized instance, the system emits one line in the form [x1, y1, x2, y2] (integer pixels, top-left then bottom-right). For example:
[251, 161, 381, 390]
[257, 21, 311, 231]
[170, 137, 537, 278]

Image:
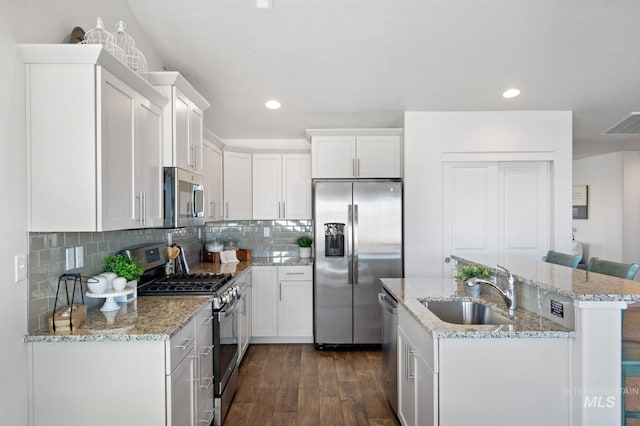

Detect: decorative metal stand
[51, 273, 86, 332]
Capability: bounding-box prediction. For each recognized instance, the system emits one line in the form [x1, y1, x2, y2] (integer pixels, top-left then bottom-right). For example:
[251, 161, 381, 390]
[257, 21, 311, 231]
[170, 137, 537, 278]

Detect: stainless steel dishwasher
[378, 288, 398, 414]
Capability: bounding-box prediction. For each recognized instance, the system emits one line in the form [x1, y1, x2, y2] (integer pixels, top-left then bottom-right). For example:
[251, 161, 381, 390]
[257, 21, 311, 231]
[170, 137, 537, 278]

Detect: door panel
[353, 181, 402, 344]
[313, 181, 353, 344]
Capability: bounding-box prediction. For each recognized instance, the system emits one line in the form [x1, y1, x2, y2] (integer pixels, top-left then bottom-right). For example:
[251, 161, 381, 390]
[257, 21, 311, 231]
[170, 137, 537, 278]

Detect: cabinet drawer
[278, 265, 312, 281]
[195, 302, 213, 351]
[167, 320, 196, 373]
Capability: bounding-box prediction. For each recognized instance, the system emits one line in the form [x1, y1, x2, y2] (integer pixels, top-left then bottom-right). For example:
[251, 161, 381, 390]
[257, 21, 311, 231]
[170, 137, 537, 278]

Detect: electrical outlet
[65, 247, 75, 271]
[75, 246, 84, 269]
[264, 227, 270, 237]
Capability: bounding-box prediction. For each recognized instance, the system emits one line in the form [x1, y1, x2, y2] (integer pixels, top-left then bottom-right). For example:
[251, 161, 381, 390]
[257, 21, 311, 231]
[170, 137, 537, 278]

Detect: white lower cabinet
[397, 304, 571, 426]
[27, 303, 209, 426]
[237, 270, 252, 365]
[251, 265, 313, 343]
[194, 302, 215, 425]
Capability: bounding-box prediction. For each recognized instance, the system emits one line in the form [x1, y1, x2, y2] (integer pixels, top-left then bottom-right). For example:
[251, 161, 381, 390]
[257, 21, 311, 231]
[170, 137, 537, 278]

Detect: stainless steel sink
[418, 299, 514, 325]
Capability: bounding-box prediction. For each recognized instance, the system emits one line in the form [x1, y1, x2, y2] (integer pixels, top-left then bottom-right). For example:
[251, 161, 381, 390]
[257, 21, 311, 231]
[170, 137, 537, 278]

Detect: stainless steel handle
[279, 282, 282, 301]
[199, 376, 213, 390]
[407, 350, 417, 380]
[347, 204, 353, 285]
[136, 192, 143, 225]
[352, 159, 356, 177]
[142, 191, 146, 226]
[200, 344, 214, 357]
[378, 293, 398, 314]
[219, 302, 238, 318]
[285, 272, 306, 276]
[278, 201, 282, 219]
[225, 202, 229, 219]
[357, 158, 360, 177]
[209, 201, 214, 218]
[353, 204, 359, 285]
[200, 410, 215, 424]
[282, 201, 285, 218]
[200, 316, 213, 326]
[176, 337, 195, 350]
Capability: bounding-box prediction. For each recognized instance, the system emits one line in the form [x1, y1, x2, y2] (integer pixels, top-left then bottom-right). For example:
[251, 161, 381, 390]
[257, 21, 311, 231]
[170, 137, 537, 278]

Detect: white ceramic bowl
[112, 277, 127, 291]
[87, 275, 107, 294]
[99, 272, 117, 289]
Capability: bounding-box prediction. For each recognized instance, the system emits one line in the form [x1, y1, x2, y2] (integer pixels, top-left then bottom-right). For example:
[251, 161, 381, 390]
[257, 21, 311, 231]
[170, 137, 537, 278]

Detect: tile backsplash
[28, 219, 312, 333]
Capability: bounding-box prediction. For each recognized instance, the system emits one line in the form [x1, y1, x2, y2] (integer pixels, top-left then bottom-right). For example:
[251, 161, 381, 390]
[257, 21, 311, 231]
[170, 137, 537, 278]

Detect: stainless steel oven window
[216, 300, 239, 395]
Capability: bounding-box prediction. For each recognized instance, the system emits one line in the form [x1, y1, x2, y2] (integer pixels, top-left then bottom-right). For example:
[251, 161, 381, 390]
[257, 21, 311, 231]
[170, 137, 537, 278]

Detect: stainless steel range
[126, 243, 239, 426]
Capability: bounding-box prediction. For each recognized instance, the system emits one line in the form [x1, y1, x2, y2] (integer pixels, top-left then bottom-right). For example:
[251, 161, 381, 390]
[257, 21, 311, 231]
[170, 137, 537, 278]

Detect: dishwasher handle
[378, 292, 398, 314]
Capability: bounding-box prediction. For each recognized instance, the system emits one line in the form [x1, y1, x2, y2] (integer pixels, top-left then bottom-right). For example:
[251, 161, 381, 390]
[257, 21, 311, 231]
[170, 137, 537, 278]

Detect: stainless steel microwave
[163, 167, 205, 228]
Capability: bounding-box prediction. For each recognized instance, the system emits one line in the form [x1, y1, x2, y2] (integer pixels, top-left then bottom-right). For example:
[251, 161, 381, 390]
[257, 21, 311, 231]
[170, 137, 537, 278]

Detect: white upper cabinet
[202, 140, 223, 221]
[19, 44, 168, 232]
[307, 129, 403, 179]
[223, 151, 252, 220]
[147, 72, 210, 175]
[252, 153, 311, 220]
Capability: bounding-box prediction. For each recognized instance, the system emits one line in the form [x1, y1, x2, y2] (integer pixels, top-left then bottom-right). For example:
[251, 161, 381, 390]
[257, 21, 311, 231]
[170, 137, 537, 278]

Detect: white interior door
[443, 161, 550, 276]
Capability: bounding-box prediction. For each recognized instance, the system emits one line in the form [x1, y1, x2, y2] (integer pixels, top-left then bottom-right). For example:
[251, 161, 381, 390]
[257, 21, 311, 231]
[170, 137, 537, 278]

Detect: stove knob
[213, 297, 221, 309]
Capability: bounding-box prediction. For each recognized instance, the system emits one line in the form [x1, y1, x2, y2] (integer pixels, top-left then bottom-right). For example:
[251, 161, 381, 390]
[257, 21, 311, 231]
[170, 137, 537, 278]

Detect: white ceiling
[125, 0, 640, 158]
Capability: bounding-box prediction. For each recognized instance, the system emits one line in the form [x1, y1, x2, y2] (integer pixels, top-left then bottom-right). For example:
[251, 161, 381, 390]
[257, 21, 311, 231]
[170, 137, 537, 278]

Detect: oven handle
[217, 301, 239, 319]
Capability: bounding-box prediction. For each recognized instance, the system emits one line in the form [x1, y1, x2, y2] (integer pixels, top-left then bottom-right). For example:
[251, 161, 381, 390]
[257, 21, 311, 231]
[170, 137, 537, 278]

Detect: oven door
[214, 298, 239, 397]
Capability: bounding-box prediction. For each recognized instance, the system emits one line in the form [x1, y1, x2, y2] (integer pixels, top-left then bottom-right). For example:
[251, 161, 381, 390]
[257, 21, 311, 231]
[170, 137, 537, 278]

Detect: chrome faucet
[465, 265, 517, 314]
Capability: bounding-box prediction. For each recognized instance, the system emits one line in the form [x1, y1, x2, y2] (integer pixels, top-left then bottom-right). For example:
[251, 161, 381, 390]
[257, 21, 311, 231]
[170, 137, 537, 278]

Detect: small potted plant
[103, 254, 144, 287]
[295, 236, 313, 259]
[454, 264, 492, 297]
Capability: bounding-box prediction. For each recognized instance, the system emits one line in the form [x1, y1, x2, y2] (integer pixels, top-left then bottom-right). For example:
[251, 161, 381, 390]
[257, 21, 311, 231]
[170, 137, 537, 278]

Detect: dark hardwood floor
[225, 344, 400, 426]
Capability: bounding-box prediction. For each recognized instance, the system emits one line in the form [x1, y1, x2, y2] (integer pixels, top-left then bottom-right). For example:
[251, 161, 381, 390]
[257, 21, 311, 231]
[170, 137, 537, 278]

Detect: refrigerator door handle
[353, 204, 359, 285]
[347, 204, 353, 285]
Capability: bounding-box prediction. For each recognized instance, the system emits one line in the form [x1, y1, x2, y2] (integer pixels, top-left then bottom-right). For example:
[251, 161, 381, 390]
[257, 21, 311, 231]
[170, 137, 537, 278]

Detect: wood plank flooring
[225, 344, 400, 426]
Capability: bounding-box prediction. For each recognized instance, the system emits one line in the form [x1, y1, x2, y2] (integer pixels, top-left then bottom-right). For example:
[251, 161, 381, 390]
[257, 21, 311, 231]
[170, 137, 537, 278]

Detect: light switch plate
[65, 247, 75, 271]
[14, 255, 27, 282]
[264, 228, 270, 237]
[75, 246, 84, 269]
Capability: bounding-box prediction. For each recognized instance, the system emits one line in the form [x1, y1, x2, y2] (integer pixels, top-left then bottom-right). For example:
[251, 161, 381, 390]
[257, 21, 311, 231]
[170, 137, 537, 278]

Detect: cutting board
[48, 304, 87, 332]
[200, 249, 251, 263]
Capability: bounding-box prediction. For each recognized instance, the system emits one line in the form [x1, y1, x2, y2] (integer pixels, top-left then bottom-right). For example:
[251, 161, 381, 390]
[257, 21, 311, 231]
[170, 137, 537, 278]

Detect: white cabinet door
[252, 154, 282, 219]
[278, 280, 313, 337]
[251, 266, 278, 337]
[253, 153, 311, 220]
[175, 93, 190, 171]
[135, 98, 164, 228]
[397, 326, 416, 426]
[168, 345, 196, 426]
[100, 70, 137, 231]
[223, 151, 252, 220]
[202, 141, 223, 221]
[356, 136, 402, 178]
[415, 353, 436, 426]
[282, 154, 311, 219]
[311, 136, 356, 178]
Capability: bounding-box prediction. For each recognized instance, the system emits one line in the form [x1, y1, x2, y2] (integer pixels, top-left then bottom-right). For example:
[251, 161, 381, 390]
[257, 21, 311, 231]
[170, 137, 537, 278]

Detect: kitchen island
[391, 253, 640, 426]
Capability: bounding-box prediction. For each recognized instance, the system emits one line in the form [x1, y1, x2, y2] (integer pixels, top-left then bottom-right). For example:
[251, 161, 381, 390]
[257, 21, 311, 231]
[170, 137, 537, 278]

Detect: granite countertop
[249, 257, 313, 266]
[26, 263, 255, 343]
[452, 253, 640, 301]
[381, 278, 574, 339]
[25, 295, 211, 343]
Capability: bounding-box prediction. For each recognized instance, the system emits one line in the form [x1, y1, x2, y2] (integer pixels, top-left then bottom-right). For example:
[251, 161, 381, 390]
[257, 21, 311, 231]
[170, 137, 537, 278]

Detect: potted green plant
[295, 236, 313, 258]
[103, 254, 144, 283]
[454, 264, 492, 296]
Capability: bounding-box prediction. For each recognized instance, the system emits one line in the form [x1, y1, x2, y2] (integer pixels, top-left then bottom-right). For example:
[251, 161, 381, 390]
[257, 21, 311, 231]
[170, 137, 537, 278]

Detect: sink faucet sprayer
[465, 265, 517, 314]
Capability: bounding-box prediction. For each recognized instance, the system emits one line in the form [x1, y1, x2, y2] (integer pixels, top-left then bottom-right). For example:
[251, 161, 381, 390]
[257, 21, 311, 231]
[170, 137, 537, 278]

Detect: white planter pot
[299, 247, 311, 258]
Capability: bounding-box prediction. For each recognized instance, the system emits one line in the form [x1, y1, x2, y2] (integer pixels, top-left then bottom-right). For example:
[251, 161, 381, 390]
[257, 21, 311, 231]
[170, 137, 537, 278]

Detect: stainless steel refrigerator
[313, 180, 403, 346]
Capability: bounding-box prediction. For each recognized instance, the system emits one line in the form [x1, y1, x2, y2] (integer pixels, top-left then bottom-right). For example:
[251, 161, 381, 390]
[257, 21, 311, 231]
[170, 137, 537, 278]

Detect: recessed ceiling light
[265, 100, 281, 110]
[503, 88, 521, 98]
[256, 0, 273, 9]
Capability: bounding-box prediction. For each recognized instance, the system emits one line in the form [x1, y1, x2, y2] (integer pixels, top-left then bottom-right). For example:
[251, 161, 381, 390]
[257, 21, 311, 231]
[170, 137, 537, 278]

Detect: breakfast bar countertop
[452, 253, 640, 301]
[381, 277, 574, 339]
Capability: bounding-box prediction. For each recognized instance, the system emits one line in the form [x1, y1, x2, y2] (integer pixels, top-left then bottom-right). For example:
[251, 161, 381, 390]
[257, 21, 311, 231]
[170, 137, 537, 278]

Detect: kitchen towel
[220, 263, 237, 274]
[219, 250, 240, 264]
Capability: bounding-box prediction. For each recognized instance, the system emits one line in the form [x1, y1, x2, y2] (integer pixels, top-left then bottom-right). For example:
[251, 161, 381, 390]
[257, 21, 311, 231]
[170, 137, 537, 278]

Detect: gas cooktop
[137, 272, 232, 296]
